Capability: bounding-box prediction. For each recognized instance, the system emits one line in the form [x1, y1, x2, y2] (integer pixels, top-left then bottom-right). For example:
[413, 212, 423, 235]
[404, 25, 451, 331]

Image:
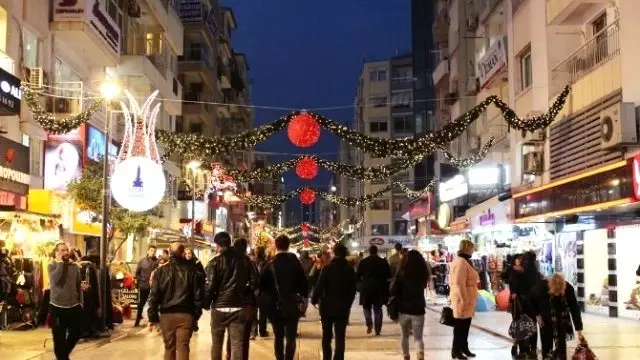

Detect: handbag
[271, 263, 306, 318]
[508, 298, 537, 341]
[440, 306, 455, 327]
[572, 338, 598, 360]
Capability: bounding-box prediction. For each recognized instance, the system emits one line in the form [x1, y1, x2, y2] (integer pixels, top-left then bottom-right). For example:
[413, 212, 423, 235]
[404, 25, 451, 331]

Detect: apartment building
[352, 55, 414, 253]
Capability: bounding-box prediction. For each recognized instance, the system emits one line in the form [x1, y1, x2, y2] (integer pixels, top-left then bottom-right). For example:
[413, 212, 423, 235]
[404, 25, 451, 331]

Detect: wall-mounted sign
[53, 0, 121, 56]
[110, 156, 166, 212]
[180, 1, 205, 23]
[45, 126, 85, 192]
[366, 236, 412, 250]
[477, 37, 507, 89]
[633, 154, 640, 200]
[0, 136, 30, 196]
[408, 193, 431, 220]
[86, 126, 119, 163]
[0, 67, 21, 116]
[469, 199, 513, 230]
[437, 203, 452, 229]
[438, 175, 468, 202]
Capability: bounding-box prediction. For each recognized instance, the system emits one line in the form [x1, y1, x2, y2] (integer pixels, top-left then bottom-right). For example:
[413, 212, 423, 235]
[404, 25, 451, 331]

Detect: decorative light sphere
[287, 113, 320, 148]
[111, 156, 166, 212]
[299, 188, 316, 205]
[295, 157, 318, 180]
[301, 223, 310, 232]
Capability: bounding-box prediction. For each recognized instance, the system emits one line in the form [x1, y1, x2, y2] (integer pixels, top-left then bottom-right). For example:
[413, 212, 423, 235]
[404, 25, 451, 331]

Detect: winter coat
[356, 255, 392, 306]
[449, 256, 479, 319]
[135, 256, 158, 289]
[299, 256, 314, 277]
[390, 267, 428, 316]
[311, 257, 357, 318]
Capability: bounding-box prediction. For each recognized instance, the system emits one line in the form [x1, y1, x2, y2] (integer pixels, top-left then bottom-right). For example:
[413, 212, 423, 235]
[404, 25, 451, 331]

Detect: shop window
[555, 232, 578, 287]
[371, 224, 389, 236]
[393, 220, 408, 235]
[616, 225, 640, 320]
[583, 229, 610, 315]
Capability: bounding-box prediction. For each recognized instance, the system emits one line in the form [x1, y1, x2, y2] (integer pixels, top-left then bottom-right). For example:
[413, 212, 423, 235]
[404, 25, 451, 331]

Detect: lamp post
[187, 160, 201, 244]
[99, 81, 119, 331]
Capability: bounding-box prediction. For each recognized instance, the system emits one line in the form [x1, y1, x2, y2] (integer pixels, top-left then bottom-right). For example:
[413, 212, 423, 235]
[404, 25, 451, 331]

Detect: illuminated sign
[437, 204, 451, 229]
[0, 67, 21, 115]
[53, 0, 121, 55]
[438, 175, 468, 202]
[110, 156, 166, 212]
[633, 154, 640, 200]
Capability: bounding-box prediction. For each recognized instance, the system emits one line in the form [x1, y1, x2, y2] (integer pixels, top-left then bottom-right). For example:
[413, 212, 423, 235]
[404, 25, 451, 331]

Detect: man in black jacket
[148, 242, 203, 360]
[261, 235, 308, 360]
[312, 243, 357, 360]
[356, 245, 391, 336]
[134, 245, 158, 327]
[204, 232, 259, 360]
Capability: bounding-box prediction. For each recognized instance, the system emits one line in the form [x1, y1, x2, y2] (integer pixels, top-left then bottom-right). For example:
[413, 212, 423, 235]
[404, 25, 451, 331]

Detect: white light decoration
[110, 91, 166, 212]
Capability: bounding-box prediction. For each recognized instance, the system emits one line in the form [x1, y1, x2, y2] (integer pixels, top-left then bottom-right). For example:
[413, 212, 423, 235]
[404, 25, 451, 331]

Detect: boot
[417, 351, 424, 360]
[462, 349, 476, 358]
[451, 352, 467, 360]
[403, 356, 410, 360]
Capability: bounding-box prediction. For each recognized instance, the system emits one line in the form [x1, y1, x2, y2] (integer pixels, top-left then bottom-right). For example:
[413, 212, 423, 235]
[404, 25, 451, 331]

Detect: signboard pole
[100, 103, 111, 330]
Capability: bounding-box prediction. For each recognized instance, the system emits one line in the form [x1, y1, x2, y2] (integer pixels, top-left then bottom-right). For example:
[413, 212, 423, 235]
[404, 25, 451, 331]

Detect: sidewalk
[0, 319, 143, 360]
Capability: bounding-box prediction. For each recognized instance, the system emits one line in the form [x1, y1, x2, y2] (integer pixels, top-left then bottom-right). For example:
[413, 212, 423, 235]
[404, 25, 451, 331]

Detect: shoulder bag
[271, 262, 306, 319]
[508, 297, 537, 340]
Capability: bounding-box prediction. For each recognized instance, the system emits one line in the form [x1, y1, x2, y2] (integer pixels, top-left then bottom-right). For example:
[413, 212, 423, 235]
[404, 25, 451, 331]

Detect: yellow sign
[437, 203, 451, 229]
[28, 189, 65, 215]
[71, 205, 102, 236]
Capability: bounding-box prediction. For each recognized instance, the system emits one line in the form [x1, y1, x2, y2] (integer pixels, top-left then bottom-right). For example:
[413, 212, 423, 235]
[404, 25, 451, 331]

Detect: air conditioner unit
[29, 67, 44, 90]
[523, 152, 543, 175]
[600, 102, 637, 149]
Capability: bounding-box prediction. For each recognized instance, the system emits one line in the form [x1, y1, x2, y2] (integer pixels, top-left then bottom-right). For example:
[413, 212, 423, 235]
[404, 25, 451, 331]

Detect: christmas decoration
[495, 85, 571, 132]
[22, 86, 105, 134]
[110, 91, 166, 212]
[439, 137, 496, 169]
[287, 112, 321, 148]
[299, 188, 316, 205]
[295, 157, 318, 180]
[300, 223, 310, 232]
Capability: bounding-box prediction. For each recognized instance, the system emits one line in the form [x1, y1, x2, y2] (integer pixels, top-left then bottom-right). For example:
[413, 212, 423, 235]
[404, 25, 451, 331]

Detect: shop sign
[477, 37, 507, 89]
[0, 67, 21, 116]
[110, 156, 166, 212]
[449, 218, 470, 233]
[469, 200, 513, 229]
[632, 154, 640, 200]
[0, 190, 26, 210]
[438, 175, 468, 202]
[180, 1, 205, 23]
[408, 193, 432, 220]
[0, 136, 30, 195]
[53, 0, 121, 56]
[366, 236, 411, 249]
[437, 203, 452, 229]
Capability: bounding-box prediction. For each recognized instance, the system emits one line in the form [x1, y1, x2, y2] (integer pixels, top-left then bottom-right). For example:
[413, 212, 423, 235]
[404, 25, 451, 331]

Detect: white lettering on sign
[439, 175, 469, 202]
[0, 166, 29, 184]
[0, 81, 21, 100]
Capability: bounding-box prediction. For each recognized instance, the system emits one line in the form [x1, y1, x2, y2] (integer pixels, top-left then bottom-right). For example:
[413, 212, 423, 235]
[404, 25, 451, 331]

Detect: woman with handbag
[449, 240, 480, 359]
[508, 254, 530, 358]
[530, 273, 584, 360]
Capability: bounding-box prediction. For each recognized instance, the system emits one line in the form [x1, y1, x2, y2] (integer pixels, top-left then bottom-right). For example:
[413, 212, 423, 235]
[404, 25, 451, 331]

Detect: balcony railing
[179, 46, 214, 73]
[126, 36, 168, 78]
[550, 20, 620, 97]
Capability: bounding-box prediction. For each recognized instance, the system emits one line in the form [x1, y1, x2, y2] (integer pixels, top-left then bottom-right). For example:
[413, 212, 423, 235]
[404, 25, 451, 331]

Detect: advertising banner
[86, 125, 119, 163]
[45, 126, 85, 192]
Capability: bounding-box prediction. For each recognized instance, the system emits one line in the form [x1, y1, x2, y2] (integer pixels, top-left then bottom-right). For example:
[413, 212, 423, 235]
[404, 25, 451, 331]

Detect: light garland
[22, 86, 105, 134]
[494, 86, 570, 132]
[439, 137, 496, 169]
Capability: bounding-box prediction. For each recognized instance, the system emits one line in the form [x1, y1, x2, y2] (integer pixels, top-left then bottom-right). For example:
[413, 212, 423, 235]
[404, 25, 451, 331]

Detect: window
[519, 47, 532, 92]
[393, 220, 408, 235]
[175, 116, 184, 133]
[369, 96, 388, 108]
[392, 68, 412, 81]
[106, 0, 124, 32]
[0, 7, 6, 53]
[29, 138, 42, 177]
[391, 90, 412, 108]
[393, 115, 412, 133]
[189, 122, 202, 134]
[371, 224, 389, 236]
[393, 199, 404, 212]
[23, 29, 41, 69]
[370, 199, 389, 210]
[369, 119, 388, 133]
[369, 69, 387, 82]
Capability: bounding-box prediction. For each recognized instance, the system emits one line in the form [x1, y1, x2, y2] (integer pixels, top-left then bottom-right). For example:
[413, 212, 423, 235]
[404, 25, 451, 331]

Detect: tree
[66, 159, 161, 247]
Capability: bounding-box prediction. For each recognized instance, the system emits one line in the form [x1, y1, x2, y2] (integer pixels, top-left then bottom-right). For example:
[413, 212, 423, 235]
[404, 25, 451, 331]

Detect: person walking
[508, 254, 530, 358]
[148, 242, 204, 360]
[521, 251, 542, 357]
[311, 243, 356, 360]
[184, 247, 205, 332]
[530, 273, 584, 360]
[390, 250, 429, 360]
[388, 243, 403, 272]
[449, 240, 480, 359]
[261, 235, 308, 360]
[205, 232, 259, 360]
[253, 246, 270, 338]
[49, 242, 87, 360]
[134, 245, 158, 327]
[356, 245, 391, 336]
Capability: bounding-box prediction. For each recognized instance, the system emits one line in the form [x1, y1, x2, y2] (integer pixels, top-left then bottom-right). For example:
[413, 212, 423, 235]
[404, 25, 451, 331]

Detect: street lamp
[187, 160, 201, 244]
[99, 81, 119, 332]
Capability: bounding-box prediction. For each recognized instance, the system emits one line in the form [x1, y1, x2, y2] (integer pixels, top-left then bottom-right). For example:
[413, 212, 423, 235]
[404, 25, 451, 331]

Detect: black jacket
[135, 256, 158, 289]
[261, 252, 308, 316]
[390, 270, 428, 316]
[356, 255, 392, 306]
[312, 257, 357, 318]
[204, 247, 259, 309]
[530, 279, 583, 332]
[147, 256, 203, 323]
[509, 267, 526, 297]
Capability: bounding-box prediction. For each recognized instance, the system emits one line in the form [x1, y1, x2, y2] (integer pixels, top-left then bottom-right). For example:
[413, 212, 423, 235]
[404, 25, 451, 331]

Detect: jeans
[398, 313, 425, 357]
[452, 317, 472, 355]
[270, 314, 299, 360]
[50, 305, 83, 360]
[321, 315, 348, 360]
[362, 304, 383, 334]
[135, 287, 151, 326]
[540, 325, 567, 360]
[211, 309, 249, 360]
[159, 313, 194, 360]
[227, 307, 254, 360]
[252, 302, 269, 337]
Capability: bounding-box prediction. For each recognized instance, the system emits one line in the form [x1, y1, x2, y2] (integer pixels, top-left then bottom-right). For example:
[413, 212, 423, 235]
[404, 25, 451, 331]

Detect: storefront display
[555, 231, 578, 287]
[583, 229, 609, 315]
[615, 225, 640, 320]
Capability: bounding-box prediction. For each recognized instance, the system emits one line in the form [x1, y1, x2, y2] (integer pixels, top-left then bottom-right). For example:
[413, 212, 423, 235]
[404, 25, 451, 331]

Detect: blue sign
[86, 126, 118, 162]
[180, 0, 204, 23]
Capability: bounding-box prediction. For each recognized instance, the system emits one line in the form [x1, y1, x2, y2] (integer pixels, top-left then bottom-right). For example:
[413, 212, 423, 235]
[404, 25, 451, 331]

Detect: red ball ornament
[301, 223, 310, 232]
[287, 113, 321, 148]
[303, 239, 310, 248]
[299, 188, 316, 205]
[295, 157, 318, 180]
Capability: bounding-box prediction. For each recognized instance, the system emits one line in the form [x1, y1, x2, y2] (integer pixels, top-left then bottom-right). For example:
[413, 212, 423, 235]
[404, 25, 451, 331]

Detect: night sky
[225, 0, 410, 218]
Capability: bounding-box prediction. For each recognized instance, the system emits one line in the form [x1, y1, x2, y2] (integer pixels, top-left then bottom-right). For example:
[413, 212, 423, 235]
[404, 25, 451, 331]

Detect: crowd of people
[45, 235, 588, 360]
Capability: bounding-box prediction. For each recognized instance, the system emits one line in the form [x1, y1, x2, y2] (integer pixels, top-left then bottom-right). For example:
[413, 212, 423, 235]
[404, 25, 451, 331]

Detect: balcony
[51, 0, 120, 67]
[138, 0, 184, 54]
[549, 20, 620, 114]
[546, 0, 608, 26]
[479, 0, 503, 23]
[179, 46, 215, 87]
[183, 91, 213, 117]
[432, 51, 449, 85]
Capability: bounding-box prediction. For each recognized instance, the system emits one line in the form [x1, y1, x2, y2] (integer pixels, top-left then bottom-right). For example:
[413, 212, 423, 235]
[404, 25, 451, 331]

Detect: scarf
[457, 252, 472, 265]
[549, 290, 574, 342]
